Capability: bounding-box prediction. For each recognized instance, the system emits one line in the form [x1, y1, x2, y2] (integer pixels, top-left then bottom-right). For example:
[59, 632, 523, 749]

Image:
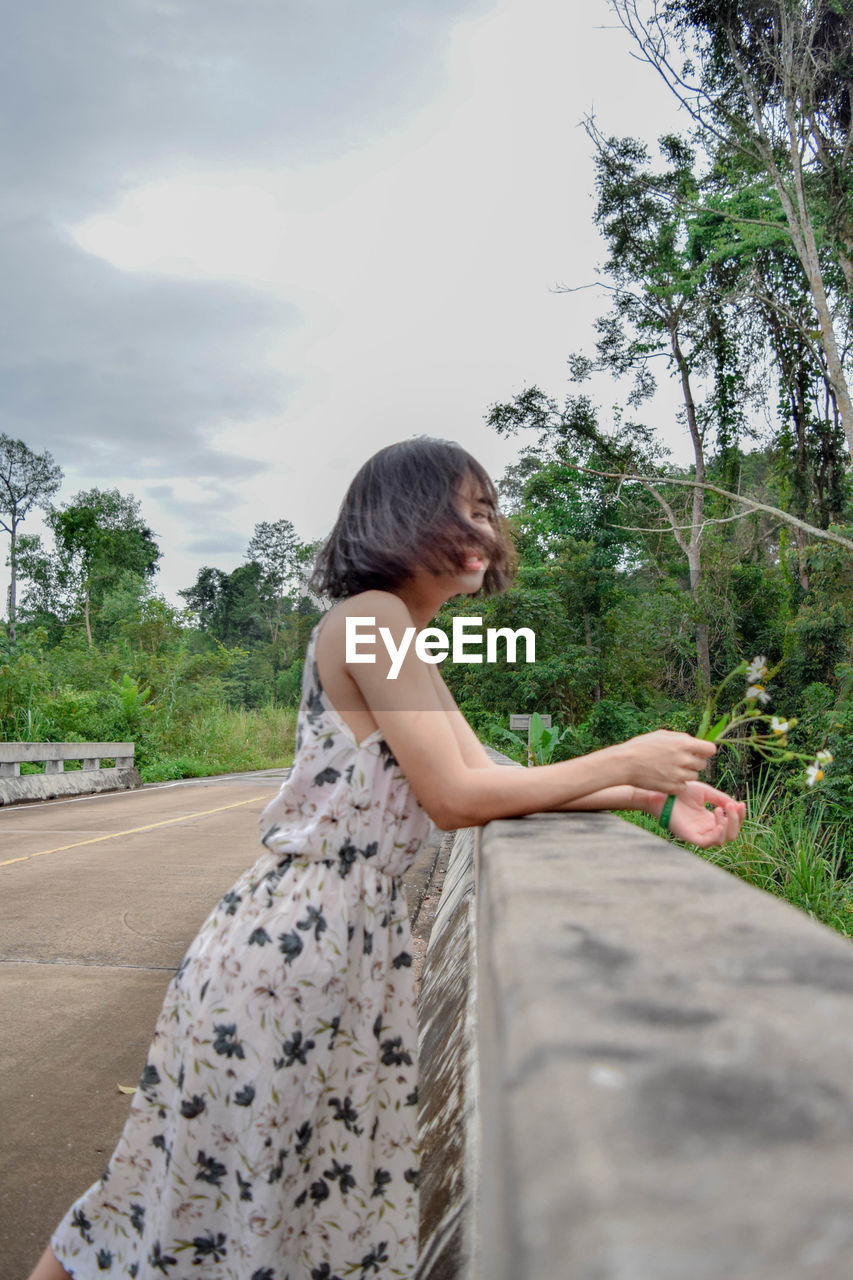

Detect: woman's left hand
[652, 781, 746, 848]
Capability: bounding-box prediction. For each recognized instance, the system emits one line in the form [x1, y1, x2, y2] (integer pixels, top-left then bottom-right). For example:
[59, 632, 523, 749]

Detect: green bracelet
[659, 794, 676, 831]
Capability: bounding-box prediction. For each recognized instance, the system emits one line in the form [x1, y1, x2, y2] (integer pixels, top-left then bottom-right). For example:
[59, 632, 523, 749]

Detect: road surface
[0, 773, 445, 1279]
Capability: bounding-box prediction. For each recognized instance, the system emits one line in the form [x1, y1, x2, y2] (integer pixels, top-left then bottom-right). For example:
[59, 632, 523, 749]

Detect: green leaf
[697, 696, 713, 738]
[705, 713, 730, 742]
[528, 712, 546, 748]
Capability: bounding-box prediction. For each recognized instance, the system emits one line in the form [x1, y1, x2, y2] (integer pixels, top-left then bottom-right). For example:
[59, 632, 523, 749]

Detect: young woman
[32, 437, 744, 1280]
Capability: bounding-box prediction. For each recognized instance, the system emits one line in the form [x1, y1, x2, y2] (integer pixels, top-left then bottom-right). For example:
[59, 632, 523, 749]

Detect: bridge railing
[0, 742, 139, 804]
[416, 748, 853, 1280]
[0, 742, 135, 775]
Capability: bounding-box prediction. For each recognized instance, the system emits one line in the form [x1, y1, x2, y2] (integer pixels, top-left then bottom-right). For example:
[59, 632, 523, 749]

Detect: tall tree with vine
[612, 0, 853, 456]
[561, 128, 751, 690]
[0, 436, 62, 644]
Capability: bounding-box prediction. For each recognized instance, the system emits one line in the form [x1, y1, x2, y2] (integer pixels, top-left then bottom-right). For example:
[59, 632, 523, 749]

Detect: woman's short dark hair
[309, 436, 516, 600]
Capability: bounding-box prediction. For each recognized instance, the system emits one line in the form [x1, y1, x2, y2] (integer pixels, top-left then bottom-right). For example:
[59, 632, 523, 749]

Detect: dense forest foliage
[1, 0, 850, 932]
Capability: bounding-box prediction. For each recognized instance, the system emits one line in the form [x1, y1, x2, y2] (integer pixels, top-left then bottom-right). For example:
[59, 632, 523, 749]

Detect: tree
[613, 0, 853, 455]
[245, 519, 304, 645]
[180, 563, 268, 648]
[684, 171, 850, 583]
[561, 129, 748, 688]
[18, 489, 160, 645]
[487, 391, 673, 706]
[179, 566, 230, 637]
[181, 524, 318, 656]
[0, 436, 62, 643]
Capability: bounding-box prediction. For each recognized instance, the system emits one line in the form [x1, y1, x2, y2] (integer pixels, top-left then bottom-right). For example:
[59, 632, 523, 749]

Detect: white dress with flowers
[51, 615, 432, 1280]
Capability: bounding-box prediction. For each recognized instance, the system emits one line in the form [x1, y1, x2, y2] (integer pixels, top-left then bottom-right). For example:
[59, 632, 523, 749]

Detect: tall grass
[140, 704, 298, 782]
[624, 775, 853, 938]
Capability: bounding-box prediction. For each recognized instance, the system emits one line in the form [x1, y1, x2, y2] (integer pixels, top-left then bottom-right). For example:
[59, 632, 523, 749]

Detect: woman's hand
[617, 729, 717, 794]
[648, 782, 746, 848]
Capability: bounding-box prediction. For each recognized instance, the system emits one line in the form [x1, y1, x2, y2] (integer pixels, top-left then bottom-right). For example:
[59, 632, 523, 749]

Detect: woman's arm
[552, 781, 746, 848]
[345, 594, 718, 831]
[549, 785, 659, 812]
[430, 669, 497, 769]
[426, 688, 732, 838]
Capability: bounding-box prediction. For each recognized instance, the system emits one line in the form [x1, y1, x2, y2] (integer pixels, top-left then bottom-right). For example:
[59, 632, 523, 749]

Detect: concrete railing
[0, 742, 140, 805]
[417, 749, 853, 1280]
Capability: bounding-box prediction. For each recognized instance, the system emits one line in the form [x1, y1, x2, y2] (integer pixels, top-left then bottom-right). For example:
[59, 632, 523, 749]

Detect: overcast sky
[1, 0, 689, 606]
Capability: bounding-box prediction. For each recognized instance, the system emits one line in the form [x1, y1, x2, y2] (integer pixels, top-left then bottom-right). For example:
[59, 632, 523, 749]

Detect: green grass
[622, 777, 853, 938]
[140, 704, 297, 783]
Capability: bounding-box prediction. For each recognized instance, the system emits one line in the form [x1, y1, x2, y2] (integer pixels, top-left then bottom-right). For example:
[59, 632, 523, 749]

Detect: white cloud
[63, 0, 693, 601]
[70, 180, 288, 285]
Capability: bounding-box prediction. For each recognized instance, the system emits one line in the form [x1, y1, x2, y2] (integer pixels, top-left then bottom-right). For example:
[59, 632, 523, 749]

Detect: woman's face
[449, 472, 495, 589]
[399, 468, 498, 605]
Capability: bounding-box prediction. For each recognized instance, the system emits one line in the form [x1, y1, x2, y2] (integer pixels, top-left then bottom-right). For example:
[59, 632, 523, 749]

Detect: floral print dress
[51, 614, 432, 1280]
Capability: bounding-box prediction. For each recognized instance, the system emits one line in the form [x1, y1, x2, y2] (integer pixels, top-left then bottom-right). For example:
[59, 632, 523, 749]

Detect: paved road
[0, 772, 288, 1279]
[0, 772, 445, 1280]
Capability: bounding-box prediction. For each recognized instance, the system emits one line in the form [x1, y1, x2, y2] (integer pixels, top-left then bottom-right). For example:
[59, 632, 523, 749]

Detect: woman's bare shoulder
[316, 592, 413, 687]
[323, 591, 413, 633]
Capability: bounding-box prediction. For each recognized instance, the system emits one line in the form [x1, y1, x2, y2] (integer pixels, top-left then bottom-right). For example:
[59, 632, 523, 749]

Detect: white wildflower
[805, 762, 824, 787]
[745, 655, 768, 683]
[746, 684, 771, 706]
[770, 716, 790, 734]
[815, 749, 833, 765]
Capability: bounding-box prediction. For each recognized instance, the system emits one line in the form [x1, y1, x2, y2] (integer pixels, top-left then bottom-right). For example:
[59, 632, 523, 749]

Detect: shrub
[275, 659, 305, 707]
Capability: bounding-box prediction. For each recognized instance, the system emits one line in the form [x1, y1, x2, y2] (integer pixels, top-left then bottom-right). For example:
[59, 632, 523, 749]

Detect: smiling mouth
[463, 556, 485, 571]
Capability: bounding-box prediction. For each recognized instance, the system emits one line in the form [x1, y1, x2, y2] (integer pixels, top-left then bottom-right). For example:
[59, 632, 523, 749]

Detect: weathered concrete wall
[417, 747, 853, 1280]
[477, 810, 853, 1280]
[417, 823, 479, 1280]
[0, 767, 141, 805]
[417, 747, 518, 1280]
